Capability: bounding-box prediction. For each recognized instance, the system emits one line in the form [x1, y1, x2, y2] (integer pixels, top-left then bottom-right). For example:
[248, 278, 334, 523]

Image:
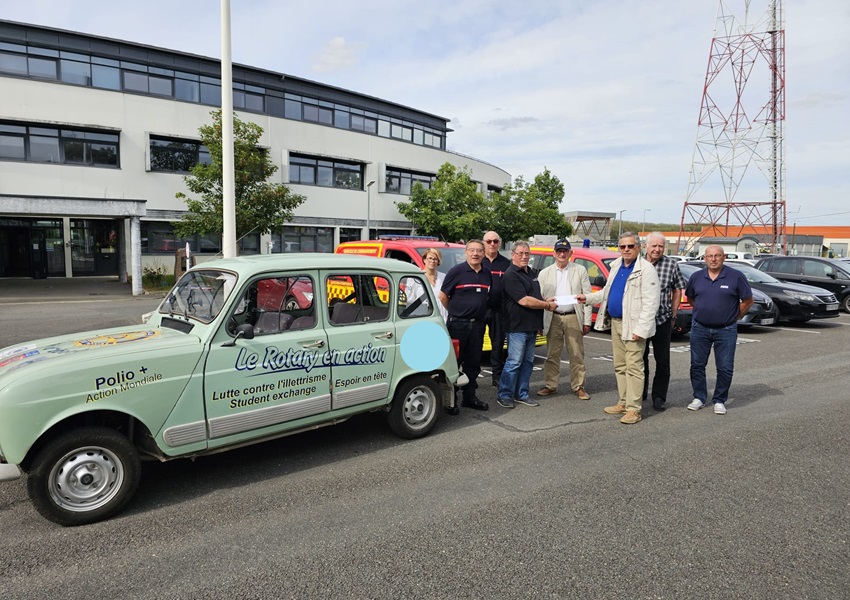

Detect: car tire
[284, 296, 300, 311]
[387, 376, 441, 439]
[27, 426, 141, 526]
[842, 294, 850, 314]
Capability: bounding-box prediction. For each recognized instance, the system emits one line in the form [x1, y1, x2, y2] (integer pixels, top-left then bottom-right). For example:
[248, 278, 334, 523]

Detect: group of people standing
[435, 230, 752, 423]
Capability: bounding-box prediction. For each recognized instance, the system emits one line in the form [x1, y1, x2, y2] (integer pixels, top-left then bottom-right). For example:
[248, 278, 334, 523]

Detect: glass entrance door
[71, 219, 119, 276]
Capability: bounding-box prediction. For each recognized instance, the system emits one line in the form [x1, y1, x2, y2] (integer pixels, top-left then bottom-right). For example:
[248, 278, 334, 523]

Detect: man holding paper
[537, 238, 594, 401]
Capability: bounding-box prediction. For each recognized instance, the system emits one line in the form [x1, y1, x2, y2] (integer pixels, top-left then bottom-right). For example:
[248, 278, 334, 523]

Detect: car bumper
[0, 463, 22, 482]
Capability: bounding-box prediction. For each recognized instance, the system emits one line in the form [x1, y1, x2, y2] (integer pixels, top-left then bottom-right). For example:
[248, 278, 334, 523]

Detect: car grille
[818, 293, 838, 303]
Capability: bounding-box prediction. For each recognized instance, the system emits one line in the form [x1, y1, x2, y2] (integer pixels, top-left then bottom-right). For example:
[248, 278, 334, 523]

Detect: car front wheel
[842, 294, 850, 314]
[27, 427, 141, 526]
[387, 376, 441, 439]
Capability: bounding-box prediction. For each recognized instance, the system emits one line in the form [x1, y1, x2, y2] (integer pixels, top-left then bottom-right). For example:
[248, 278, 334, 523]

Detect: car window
[801, 260, 828, 277]
[229, 274, 316, 335]
[160, 269, 237, 324]
[327, 274, 390, 325]
[574, 258, 606, 287]
[772, 258, 799, 275]
[529, 254, 554, 271]
[398, 275, 434, 319]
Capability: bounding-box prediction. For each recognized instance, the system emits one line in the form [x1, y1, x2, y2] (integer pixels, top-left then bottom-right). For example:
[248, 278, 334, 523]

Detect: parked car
[0, 254, 463, 525]
[754, 255, 850, 313]
[685, 260, 839, 322]
[675, 262, 776, 333]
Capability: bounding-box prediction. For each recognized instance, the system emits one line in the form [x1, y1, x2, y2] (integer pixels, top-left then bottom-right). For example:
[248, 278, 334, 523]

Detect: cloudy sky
[6, 0, 849, 226]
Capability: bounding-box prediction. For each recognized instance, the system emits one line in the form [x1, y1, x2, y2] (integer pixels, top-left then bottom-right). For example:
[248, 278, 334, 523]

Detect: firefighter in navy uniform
[439, 239, 492, 414]
[482, 230, 511, 386]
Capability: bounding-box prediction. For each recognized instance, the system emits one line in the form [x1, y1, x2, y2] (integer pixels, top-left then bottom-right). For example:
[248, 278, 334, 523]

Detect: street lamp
[618, 209, 627, 240]
[365, 180, 376, 239]
[642, 209, 651, 236]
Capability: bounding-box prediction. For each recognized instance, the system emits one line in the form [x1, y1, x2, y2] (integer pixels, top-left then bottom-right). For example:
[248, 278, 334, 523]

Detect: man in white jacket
[577, 233, 659, 424]
[537, 238, 593, 401]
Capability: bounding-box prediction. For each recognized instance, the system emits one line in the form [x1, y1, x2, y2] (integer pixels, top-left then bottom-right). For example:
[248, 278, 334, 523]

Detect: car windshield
[724, 262, 781, 283]
[417, 247, 469, 275]
[159, 269, 238, 323]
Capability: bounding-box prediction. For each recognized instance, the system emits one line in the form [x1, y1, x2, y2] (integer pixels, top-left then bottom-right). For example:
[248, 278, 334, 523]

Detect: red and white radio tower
[677, 0, 786, 254]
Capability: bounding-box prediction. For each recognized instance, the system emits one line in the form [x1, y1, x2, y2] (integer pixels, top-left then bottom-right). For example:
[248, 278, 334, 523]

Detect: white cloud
[312, 36, 365, 73]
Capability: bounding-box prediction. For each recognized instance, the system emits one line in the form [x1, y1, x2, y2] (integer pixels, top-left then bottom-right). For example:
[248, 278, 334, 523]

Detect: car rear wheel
[27, 427, 141, 526]
[387, 376, 441, 439]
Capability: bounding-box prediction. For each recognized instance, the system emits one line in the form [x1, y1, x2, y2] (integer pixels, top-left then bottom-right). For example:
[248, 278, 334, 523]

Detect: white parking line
[770, 326, 823, 334]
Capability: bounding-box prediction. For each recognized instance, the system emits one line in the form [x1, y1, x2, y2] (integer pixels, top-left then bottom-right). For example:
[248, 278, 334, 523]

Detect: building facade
[0, 20, 509, 288]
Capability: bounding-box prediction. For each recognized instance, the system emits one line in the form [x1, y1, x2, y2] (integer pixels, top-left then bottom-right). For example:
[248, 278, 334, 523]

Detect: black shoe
[461, 398, 489, 411]
[652, 398, 667, 412]
[444, 405, 460, 415]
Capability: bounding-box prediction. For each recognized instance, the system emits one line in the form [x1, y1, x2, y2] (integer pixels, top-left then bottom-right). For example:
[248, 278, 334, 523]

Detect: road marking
[770, 326, 823, 334]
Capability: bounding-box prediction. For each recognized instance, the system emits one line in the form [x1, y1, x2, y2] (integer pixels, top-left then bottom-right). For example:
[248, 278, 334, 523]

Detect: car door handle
[302, 340, 325, 348]
[373, 331, 394, 339]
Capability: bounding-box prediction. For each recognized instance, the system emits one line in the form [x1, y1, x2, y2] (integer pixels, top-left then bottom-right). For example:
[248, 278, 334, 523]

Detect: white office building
[0, 20, 509, 285]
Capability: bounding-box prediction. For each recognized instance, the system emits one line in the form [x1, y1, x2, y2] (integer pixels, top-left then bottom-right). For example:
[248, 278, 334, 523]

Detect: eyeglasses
[424, 256, 439, 262]
[555, 249, 570, 254]
[513, 252, 531, 257]
[484, 239, 500, 244]
[618, 244, 636, 250]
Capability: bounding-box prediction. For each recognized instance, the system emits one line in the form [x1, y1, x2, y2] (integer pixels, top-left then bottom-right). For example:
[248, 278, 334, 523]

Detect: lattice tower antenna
[677, 0, 786, 255]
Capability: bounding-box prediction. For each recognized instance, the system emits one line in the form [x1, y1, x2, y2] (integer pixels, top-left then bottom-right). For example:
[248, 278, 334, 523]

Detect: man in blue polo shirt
[440, 239, 492, 414]
[686, 245, 753, 415]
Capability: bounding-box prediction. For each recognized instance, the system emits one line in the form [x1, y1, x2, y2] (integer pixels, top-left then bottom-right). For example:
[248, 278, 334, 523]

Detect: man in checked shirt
[642, 232, 687, 411]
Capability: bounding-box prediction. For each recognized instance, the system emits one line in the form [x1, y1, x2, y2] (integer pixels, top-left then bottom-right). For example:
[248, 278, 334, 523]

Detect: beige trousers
[611, 318, 646, 412]
[543, 312, 586, 392]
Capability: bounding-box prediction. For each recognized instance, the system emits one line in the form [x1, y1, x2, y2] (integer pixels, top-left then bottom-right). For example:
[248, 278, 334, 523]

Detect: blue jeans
[689, 321, 738, 404]
[498, 331, 537, 401]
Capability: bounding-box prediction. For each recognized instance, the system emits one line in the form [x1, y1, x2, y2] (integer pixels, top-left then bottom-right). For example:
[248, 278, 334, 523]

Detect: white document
[554, 295, 577, 309]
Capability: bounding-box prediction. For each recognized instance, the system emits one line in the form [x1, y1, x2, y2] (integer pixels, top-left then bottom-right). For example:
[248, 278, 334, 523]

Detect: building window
[141, 222, 222, 254]
[0, 121, 119, 167]
[149, 135, 211, 172]
[288, 154, 364, 190]
[385, 167, 435, 195]
[0, 39, 448, 150]
[271, 226, 333, 254]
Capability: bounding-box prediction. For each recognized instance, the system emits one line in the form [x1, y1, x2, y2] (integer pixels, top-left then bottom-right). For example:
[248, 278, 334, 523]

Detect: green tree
[490, 168, 571, 242]
[395, 163, 487, 242]
[173, 110, 305, 245]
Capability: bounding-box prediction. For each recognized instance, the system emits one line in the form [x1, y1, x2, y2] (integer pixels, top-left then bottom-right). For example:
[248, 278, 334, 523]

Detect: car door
[798, 258, 844, 296]
[203, 271, 331, 448]
[322, 270, 397, 410]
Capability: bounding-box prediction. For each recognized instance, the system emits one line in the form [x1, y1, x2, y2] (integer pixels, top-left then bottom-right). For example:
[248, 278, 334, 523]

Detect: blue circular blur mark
[400, 321, 451, 372]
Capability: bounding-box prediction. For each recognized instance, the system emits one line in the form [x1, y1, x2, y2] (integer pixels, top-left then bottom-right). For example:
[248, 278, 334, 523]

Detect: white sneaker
[687, 399, 705, 411]
[714, 403, 727, 415]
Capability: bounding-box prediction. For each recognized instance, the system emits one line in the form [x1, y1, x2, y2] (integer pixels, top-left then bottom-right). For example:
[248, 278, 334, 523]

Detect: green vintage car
[0, 254, 462, 526]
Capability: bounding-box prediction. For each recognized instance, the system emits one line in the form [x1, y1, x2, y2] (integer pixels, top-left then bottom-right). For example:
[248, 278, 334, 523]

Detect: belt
[610, 317, 623, 321]
[448, 317, 480, 322]
[554, 310, 575, 315]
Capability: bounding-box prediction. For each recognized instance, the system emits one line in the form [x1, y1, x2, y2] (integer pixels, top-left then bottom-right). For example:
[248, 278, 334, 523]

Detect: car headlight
[783, 290, 816, 302]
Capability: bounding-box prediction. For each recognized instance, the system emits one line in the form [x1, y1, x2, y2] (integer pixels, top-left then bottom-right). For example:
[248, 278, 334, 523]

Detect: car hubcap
[48, 446, 124, 512]
[403, 386, 435, 429]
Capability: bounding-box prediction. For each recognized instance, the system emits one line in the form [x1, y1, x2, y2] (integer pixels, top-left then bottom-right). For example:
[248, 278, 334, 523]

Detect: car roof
[339, 237, 465, 249]
[191, 253, 425, 275]
[529, 245, 620, 259]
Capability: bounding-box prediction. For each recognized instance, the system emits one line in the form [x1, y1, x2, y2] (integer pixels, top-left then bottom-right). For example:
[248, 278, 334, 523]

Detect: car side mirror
[221, 323, 255, 347]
